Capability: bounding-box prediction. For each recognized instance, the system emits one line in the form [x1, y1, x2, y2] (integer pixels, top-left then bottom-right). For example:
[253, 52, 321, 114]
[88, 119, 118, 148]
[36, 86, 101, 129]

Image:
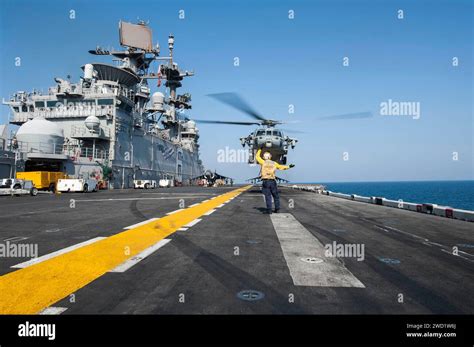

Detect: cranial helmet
[263, 151, 272, 160]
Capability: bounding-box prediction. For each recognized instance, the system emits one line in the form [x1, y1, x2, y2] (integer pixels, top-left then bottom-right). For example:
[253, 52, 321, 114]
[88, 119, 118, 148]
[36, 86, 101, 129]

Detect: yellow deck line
[0, 185, 251, 314]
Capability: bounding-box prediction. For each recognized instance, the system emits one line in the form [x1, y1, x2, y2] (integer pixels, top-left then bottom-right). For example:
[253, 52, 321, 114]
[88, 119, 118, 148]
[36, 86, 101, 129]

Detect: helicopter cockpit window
[256, 130, 265, 136]
[266, 130, 272, 136]
[273, 131, 281, 136]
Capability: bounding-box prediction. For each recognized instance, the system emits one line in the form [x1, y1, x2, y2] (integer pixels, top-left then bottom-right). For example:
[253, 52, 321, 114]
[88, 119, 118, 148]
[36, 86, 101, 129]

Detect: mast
[161, 34, 193, 125]
[88, 22, 195, 142]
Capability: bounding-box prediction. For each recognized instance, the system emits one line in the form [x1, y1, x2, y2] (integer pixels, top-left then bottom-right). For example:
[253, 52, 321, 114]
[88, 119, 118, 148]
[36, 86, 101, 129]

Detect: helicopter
[195, 93, 300, 165]
[194, 92, 373, 165]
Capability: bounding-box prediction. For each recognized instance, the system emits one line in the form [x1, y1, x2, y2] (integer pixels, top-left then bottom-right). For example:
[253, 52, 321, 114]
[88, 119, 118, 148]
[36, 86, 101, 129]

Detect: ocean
[316, 180, 474, 211]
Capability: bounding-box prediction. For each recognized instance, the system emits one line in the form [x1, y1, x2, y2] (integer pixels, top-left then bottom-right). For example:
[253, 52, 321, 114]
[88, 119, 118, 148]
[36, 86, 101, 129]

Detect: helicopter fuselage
[198, 93, 299, 165]
[240, 127, 297, 165]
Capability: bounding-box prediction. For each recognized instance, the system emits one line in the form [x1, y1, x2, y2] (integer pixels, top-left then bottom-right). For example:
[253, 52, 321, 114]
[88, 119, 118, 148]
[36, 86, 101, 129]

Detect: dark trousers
[262, 179, 280, 211]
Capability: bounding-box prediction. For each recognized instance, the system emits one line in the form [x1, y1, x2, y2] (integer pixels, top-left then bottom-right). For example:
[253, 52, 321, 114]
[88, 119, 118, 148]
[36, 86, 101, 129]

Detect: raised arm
[255, 148, 265, 165]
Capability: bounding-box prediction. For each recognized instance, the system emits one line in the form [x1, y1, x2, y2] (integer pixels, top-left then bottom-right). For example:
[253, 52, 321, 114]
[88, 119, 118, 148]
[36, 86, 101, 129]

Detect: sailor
[255, 148, 295, 214]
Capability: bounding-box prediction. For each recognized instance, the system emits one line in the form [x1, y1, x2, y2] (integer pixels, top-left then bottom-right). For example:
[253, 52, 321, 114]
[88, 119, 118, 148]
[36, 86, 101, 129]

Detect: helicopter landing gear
[248, 149, 255, 164]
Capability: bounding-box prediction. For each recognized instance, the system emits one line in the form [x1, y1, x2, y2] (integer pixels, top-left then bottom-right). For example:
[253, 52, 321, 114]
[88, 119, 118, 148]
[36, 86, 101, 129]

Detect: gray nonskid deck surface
[0, 185, 472, 314]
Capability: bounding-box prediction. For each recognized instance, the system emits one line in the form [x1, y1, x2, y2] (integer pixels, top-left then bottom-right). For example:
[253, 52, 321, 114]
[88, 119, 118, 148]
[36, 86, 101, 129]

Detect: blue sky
[0, 0, 472, 182]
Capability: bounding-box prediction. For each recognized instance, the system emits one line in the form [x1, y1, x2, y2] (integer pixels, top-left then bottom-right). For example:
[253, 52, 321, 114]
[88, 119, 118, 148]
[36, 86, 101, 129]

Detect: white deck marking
[188, 203, 199, 207]
[203, 209, 216, 216]
[440, 249, 474, 263]
[11, 237, 106, 269]
[381, 225, 474, 263]
[166, 209, 183, 215]
[124, 218, 159, 229]
[270, 213, 365, 288]
[216, 204, 225, 208]
[3, 236, 29, 242]
[177, 227, 188, 231]
[77, 197, 202, 202]
[110, 239, 171, 273]
[39, 307, 68, 315]
[183, 219, 202, 228]
[44, 228, 61, 233]
[141, 193, 213, 196]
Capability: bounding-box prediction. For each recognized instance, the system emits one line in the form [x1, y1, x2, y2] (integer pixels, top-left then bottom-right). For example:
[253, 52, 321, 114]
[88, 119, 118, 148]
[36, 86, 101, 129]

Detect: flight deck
[0, 185, 472, 315]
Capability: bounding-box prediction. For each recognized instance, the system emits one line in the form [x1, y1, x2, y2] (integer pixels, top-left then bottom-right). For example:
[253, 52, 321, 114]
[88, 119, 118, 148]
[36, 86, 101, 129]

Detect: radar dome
[16, 117, 64, 154]
[85, 115, 100, 131]
[152, 92, 165, 111]
[16, 117, 64, 139]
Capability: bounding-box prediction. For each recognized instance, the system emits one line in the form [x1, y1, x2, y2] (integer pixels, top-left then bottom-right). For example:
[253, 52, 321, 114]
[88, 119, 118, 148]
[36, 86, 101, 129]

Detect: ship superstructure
[3, 21, 203, 188]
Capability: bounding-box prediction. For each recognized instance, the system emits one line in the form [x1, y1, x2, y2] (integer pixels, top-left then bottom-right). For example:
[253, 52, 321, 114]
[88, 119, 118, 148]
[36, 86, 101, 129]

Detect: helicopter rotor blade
[317, 111, 373, 121]
[281, 128, 306, 134]
[281, 120, 302, 124]
[270, 119, 301, 126]
[207, 92, 268, 122]
[194, 119, 260, 126]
